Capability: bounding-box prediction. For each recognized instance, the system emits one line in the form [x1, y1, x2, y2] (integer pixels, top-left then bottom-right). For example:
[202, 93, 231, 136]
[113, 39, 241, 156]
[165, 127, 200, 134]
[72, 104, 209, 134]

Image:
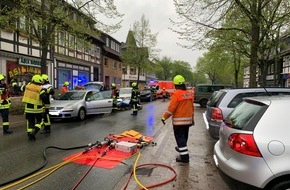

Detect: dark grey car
[203, 88, 290, 140]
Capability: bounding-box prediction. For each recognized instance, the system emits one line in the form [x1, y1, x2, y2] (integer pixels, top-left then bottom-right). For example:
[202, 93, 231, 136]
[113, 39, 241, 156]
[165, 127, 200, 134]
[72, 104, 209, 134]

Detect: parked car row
[201, 87, 290, 189]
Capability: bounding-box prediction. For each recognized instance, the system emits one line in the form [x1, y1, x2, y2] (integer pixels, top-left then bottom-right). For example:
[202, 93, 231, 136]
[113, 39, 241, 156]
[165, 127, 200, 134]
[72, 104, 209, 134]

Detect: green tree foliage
[172, 0, 290, 87]
[0, 0, 122, 74]
[154, 56, 174, 80]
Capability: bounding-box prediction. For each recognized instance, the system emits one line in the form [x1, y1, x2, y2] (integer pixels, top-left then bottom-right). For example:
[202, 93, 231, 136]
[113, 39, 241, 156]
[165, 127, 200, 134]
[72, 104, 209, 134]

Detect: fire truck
[148, 80, 175, 98]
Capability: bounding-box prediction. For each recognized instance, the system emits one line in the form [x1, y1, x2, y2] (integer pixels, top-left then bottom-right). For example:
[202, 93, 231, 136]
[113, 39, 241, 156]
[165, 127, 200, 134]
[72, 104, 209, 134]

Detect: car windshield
[58, 91, 86, 100]
[225, 100, 266, 130]
[119, 88, 132, 94]
[84, 83, 102, 90]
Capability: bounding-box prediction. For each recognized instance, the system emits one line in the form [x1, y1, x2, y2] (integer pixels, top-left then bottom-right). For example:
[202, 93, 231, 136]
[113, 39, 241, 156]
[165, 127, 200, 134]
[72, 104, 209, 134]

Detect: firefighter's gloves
[161, 117, 166, 125]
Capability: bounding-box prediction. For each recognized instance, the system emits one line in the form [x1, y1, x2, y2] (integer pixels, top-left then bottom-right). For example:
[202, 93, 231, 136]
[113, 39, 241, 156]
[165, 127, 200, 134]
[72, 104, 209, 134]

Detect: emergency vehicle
[148, 80, 175, 98]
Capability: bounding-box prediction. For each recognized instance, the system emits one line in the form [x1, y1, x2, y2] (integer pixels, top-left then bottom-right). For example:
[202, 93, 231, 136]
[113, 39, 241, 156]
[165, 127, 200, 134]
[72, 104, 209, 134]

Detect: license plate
[49, 112, 59, 116]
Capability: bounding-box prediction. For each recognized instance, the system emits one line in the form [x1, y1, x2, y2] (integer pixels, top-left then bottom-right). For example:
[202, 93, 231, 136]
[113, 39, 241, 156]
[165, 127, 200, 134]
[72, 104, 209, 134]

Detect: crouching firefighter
[22, 74, 46, 140]
[0, 74, 13, 134]
[41, 74, 54, 134]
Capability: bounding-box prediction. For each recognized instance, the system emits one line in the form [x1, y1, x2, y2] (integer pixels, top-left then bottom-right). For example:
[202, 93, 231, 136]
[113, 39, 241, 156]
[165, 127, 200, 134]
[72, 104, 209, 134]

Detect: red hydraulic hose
[122, 163, 177, 190]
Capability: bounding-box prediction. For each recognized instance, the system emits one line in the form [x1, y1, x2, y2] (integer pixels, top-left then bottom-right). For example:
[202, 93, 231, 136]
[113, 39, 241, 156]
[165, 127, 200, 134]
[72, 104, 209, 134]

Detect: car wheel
[200, 99, 208, 108]
[78, 108, 86, 121]
[268, 180, 290, 190]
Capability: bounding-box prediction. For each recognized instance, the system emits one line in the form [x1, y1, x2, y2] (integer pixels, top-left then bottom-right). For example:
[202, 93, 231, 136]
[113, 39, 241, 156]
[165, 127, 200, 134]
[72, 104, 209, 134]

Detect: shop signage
[19, 57, 41, 67]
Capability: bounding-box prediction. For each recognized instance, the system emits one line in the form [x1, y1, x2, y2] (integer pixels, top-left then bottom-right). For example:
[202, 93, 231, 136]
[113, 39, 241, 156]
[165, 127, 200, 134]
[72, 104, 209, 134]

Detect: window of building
[130, 67, 136, 75]
[19, 17, 26, 30]
[119, 63, 122, 71]
[113, 61, 117, 69]
[106, 38, 109, 47]
[69, 34, 75, 49]
[123, 66, 127, 74]
[104, 58, 108, 67]
[59, 32, 65, 46]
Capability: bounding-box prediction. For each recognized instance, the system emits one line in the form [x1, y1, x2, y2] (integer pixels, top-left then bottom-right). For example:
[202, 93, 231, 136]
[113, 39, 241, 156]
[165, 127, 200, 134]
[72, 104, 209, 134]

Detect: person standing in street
[161, 75, 194, 163]
[22, 74, 46, 140]
[41, 74, 54, 134]
[61, 81, 69, 95]
[162, 87, 167, 102]
[111, 83, 119, 112]
[130, 82, 140, 116]
[0, 74, 13, 134]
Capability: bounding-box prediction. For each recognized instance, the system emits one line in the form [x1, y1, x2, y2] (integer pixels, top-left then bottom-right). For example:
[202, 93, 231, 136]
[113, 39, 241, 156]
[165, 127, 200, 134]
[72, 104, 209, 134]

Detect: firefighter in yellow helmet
[111, 83, 119, 112]
[61, 81, 69, 95]
[41, 74, 55, 134]
[22, 74, 47, 140]
[0, 74, 13, 134]
[130, 82, 140, 116]
[161, 75, 194, 163]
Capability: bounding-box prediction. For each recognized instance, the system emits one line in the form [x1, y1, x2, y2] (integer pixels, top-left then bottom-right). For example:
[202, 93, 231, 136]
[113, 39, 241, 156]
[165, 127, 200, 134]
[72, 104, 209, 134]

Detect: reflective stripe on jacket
[162, 89, 194, 126]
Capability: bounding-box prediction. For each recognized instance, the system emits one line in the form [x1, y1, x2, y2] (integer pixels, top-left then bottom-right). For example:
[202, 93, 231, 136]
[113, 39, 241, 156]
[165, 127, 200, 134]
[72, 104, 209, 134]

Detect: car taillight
[228, 133, 262, 157]
[211, 108, 223, 121]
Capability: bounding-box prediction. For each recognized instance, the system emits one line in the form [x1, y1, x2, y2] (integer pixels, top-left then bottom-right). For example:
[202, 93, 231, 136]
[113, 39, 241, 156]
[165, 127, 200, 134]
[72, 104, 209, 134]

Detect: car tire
[77, 108, 86, 121]
[200, 99, 208, 108]
[268, 180, 290, 190]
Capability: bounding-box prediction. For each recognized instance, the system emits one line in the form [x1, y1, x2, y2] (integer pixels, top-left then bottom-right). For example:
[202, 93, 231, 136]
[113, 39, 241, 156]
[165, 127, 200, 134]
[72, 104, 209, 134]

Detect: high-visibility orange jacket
[162, 89, 194, 126]
[61, 86, 68, 94]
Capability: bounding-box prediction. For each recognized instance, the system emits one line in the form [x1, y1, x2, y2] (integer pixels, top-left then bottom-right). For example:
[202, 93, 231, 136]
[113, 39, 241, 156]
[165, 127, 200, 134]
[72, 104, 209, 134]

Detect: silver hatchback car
[213, 96, 290, 189]
[203, 88, 290, 140]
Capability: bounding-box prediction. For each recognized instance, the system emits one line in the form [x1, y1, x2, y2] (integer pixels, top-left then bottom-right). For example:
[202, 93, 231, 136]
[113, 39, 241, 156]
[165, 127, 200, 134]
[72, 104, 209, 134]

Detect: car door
[86, 91, 113, 114]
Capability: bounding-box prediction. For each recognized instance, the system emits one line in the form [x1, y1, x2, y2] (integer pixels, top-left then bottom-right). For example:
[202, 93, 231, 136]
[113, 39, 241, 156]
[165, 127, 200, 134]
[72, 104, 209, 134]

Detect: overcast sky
[108, 0, 205, 69]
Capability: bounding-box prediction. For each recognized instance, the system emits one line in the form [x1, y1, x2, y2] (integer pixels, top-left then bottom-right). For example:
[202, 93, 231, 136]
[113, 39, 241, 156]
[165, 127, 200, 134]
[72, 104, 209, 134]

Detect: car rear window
[207, 90, 226, 107]
[228, 91, 290, 108]
[225, 100, 267, 131]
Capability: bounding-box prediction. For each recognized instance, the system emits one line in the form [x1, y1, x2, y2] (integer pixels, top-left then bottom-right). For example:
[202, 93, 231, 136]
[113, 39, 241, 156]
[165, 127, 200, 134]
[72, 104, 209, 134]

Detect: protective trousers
[26, 112, 44, 140]
[131, 101, 138, 115]
[0, 108, 11, 134]
[42, 108, 51, 133]
[173, 125, 190, 161]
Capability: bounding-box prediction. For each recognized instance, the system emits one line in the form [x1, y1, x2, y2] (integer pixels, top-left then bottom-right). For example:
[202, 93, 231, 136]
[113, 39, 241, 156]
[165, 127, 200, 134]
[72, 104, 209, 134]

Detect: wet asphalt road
[0, 100, 168, 190]
[0, 100, 261, 190]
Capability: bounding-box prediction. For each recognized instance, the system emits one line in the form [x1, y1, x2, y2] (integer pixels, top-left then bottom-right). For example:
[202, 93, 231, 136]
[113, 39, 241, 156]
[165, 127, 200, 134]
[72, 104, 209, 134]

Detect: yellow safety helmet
[111, 83, 116, 88]
[173, 75, 185, 85]
[42, 74, 49, 82]
[132, 82, 137, 87]
[63, 81, 69, 86]
[32, 74, 43, 84]
[0, 74, 5, 81]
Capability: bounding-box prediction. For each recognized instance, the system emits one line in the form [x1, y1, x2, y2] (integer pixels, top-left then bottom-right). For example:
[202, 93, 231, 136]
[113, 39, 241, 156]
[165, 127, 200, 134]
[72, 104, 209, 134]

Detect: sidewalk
[113, 115, 230, 190]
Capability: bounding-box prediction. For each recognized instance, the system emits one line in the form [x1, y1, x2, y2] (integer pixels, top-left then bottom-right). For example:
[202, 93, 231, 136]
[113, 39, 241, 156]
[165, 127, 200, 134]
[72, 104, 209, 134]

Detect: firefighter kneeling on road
[22, 74, 46, 141]
[0, 74, 13, 134]
[111, 83, 119, 112]
[161, 75, 194, 163]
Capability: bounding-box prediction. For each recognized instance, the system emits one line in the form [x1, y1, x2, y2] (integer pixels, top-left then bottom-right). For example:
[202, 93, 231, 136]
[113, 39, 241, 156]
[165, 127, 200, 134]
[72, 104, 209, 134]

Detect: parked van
[194, 84, 231, 108]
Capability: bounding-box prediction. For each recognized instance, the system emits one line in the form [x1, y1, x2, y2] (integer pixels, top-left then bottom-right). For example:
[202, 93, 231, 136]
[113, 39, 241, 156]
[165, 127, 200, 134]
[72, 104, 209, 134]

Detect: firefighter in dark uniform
[41, 74, 54, 134]
[111, 83, 119, 112]
[22, 74, 46, 140]
[130, 82, 140, 116]
[0, 74, 13, 134]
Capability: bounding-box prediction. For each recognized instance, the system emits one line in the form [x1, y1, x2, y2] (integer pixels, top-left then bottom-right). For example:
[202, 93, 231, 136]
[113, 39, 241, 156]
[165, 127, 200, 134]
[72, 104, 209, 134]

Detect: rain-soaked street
[0, 100, 260, 190]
